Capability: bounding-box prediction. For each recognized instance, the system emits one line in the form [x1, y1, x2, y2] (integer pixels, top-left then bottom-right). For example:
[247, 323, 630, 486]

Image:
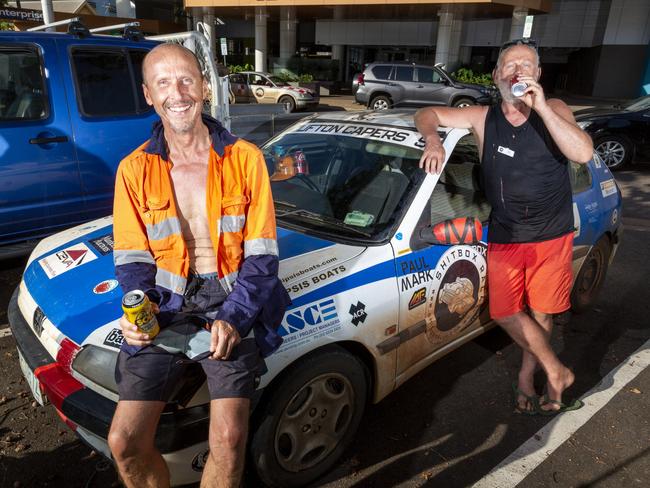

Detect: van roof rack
[27, 17, 90, 38]
[90, 22, 144, 41]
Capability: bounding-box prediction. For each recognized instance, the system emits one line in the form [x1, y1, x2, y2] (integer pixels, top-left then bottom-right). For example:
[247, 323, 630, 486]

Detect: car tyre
[452, 97, 475, 108]
[279, 95, 297, 113]
[594, 135, 632, 170]
[571, 236, 611, 313]
[250, 346, 369, 488]
[370, 95, 391, 110]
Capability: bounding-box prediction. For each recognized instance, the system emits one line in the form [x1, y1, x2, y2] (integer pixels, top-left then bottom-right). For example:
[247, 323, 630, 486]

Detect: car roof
[0, 30, 160, 47]
[300, 110, 454, 134]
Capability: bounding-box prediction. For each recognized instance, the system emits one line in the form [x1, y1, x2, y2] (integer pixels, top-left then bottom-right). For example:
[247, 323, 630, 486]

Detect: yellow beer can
[122, 290, 160, 338]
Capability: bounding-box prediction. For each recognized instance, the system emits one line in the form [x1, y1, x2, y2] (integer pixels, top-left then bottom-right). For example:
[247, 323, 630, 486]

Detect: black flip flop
[538, 394, 584, 416]
[512, 382, 540, 416]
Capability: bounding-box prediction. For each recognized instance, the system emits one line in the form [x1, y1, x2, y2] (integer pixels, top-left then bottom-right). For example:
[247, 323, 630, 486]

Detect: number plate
[18, 351, 47, 406]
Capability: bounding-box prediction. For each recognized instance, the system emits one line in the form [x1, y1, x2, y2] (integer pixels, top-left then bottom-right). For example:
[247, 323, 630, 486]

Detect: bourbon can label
[122, 290, 160, 337]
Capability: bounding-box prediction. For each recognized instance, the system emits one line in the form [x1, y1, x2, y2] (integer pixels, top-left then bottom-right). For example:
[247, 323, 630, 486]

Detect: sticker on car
[38, 243, 98, 279]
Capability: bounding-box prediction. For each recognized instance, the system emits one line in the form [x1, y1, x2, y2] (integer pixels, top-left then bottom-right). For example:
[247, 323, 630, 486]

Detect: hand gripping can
[510, 75, 528, 97]
[122, 290, 160, 338]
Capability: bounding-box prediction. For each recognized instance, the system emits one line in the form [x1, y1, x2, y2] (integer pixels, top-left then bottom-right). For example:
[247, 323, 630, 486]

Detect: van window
[371, 65, 392, 80]
[0, 47, 47, 121]
[72, 48, 149, 117]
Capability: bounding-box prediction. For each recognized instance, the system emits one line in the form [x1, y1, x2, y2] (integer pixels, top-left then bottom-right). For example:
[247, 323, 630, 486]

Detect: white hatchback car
[228, 71, 319, 112]
[9, 111, 622, 487]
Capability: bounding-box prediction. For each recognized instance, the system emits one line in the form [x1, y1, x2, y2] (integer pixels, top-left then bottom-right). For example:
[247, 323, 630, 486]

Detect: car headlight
[299, 93, 312, 99]
[72, 345, 118, 394]
[577, 121, 592, 129]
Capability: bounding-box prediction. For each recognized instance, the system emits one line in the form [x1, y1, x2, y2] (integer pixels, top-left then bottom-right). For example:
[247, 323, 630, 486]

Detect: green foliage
[228, 63, 254, 74]
[0, 0, 14, 31]
[274, 70, 314, 84]
[451, 67, 494, 87]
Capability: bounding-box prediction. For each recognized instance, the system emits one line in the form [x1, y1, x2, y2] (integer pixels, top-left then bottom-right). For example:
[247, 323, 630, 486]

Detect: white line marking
[0, 327, 12, 338]
[472, 339, 650, 488]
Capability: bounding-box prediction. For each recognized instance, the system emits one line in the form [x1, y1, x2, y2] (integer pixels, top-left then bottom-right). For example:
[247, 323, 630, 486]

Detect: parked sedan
[9, 111, 621, 487]
[227, 71, 319, 112]
[575, 95, 650, 169]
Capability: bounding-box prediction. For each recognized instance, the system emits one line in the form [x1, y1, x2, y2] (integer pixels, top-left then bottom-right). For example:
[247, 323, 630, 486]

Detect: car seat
[5, 60, 44, 119]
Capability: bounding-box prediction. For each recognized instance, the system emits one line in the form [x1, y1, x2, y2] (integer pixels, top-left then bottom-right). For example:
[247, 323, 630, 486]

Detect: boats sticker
[38, 243, 97, 279]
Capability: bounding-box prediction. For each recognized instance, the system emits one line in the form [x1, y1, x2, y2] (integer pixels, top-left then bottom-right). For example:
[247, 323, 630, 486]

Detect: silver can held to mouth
[511, 75, 528, 97]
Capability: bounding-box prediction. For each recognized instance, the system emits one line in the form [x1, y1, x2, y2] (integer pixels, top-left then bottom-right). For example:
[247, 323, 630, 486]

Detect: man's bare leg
[515, 310, 554, 409]
[108, 400, 168, 488]
[497, 311, 574, 411]
[201, 398, 250, 488]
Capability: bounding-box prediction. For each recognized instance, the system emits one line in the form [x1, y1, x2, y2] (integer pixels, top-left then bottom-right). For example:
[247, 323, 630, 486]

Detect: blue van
[0, 28, 160, 257]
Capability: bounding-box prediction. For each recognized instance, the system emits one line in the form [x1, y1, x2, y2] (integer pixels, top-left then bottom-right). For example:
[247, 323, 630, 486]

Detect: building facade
[184, 0, 650, 98]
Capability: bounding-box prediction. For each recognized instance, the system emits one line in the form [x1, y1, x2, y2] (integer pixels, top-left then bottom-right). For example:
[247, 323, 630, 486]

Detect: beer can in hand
[122, 290, 160, 338]
[294, 150, 309, 174]
[511, 75, 528, 97]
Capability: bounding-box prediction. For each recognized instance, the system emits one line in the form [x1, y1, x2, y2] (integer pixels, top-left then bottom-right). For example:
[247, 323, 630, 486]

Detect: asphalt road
[1, 161, 649, 488]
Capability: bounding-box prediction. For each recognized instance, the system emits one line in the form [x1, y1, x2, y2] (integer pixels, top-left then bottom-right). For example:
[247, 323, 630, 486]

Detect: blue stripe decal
[277, 227, 335, 261]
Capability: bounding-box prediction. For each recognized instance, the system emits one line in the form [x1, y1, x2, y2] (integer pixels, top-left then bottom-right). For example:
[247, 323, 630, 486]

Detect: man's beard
[496, 78, 518, 104]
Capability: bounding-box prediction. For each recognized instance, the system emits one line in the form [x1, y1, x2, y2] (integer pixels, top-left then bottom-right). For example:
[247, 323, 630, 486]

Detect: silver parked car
[355, 62, 495, 110]
[228, 71, 319, 112]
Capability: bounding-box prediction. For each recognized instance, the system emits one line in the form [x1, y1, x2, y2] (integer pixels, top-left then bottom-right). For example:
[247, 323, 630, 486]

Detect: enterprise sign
[0, 8, 44, 23]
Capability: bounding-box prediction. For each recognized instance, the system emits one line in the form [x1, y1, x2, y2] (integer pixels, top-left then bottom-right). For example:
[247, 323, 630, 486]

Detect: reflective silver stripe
[113, 249, 155, 266]
[155, 268, 186, 295]
[244, 238, 279, 257]
[146, 217, 181, 241]
[219, 271, 239, 293]
[219, 215, 246, 233]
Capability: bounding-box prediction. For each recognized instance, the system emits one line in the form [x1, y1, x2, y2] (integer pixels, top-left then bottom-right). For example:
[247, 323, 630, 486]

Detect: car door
[414, 67, 449, 106]
[391, 66, 417, 107]
[0, 39, 82, 246]
[396, 134, 491, 376]
[60, 39, 159, 221]
[249, 74, 276, 103]
[634, 105, 650, 157]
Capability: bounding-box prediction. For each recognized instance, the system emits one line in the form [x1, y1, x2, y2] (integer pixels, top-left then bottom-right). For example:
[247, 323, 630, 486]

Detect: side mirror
[419, 217, 483, 245]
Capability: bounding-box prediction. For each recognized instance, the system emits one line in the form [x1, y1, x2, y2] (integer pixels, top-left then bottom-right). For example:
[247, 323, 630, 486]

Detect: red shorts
[487, 233, 573, 319]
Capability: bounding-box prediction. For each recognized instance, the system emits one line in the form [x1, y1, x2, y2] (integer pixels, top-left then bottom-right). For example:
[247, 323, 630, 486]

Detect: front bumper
[296, 98, 320, 109]
[8, 286, 212, 454]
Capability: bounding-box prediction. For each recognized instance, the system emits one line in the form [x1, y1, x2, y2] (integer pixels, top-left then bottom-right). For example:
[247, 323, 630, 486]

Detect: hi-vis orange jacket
[113, 115, 290, 356]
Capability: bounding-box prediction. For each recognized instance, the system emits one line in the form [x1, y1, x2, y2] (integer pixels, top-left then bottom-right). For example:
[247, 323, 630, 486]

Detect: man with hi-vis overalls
[108, 43, 290, 488]
[415, 38, 593, 417]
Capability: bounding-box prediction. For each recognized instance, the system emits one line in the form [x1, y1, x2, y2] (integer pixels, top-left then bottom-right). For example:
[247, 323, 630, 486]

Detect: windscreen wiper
[274, 202, 373, 238]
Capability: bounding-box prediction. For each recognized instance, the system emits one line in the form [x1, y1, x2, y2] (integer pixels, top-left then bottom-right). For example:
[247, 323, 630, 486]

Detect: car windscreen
[263, 129, 425, 241]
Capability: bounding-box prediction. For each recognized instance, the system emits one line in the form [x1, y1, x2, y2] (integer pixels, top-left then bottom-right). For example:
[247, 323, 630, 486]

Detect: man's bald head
[142, 44, 204, 86]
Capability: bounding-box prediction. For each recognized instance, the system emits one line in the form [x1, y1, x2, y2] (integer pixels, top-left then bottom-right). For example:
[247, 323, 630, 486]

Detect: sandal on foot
[538, 395, 584, 416]
[512, 382, 539, 415]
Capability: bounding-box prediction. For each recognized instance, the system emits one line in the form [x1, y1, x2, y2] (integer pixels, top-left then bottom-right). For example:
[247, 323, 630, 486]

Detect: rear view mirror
[419, 217, 483, 245]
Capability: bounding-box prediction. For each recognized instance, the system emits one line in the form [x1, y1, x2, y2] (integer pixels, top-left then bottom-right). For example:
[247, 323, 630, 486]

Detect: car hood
[574, 106, 624, 119]
[453, 81, 490, 92]
[21, 218, 364, 346]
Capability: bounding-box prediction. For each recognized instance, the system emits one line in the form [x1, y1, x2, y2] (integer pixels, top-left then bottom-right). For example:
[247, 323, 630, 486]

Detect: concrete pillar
[116, 0, 135, 19]
[255, 7, 268, 72]
[447, 18, 463, 72]
[202, 7, 216, 62]
[509, 7, 528, 40]
[40, 0, 54, 31]
[279, 6, 297, 65]
[331, 6, 345, 81]
[435, 7, 454, 68]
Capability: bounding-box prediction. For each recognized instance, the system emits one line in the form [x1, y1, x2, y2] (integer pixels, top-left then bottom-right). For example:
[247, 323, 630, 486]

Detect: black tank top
[481, 105, 574, 244]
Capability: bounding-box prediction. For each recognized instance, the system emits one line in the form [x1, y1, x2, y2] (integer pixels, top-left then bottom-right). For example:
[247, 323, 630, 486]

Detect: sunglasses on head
[499, 38, 538, 54]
